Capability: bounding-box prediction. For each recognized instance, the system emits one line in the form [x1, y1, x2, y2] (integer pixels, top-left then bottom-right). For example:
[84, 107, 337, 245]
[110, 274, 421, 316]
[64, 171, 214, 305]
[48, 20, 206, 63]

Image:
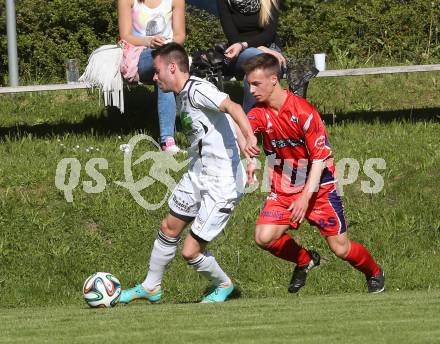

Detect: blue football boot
[119, 284, 162, 304]
[200, 283, 234, 303]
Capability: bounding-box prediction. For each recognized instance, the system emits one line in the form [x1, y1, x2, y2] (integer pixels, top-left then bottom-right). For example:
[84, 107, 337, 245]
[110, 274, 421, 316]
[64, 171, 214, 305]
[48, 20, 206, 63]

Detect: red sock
[265, 233, 311, 266]
[344, 241, 381, 278]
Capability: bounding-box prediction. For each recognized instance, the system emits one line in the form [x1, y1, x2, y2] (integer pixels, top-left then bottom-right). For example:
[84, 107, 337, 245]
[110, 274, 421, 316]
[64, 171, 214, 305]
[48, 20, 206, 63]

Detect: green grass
[1, 291, 440, 343]
[0, 72, 439, 310]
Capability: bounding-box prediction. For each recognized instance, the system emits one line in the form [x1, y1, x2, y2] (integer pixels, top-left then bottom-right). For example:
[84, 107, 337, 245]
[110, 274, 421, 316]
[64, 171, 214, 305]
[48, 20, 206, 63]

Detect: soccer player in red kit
[243, 53, 385, 293]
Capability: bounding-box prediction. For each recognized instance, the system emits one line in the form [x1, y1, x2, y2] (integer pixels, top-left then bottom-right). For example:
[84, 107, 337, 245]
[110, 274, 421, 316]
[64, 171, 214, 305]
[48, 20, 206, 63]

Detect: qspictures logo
[54, 134, 191, 210]
[54, 134, 387, 211]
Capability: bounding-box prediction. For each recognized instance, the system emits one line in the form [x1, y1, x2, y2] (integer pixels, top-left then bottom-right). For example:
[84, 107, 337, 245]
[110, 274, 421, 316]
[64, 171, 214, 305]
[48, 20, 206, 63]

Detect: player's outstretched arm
[232, 121, 246, 154]
[219, 98, 260, 158]
[232, 121, 257, 184]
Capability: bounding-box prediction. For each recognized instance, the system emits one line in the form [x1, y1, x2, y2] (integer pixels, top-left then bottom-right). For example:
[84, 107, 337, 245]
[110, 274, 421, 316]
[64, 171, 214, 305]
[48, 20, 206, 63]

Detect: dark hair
[151, 42, 189, 73]
[242, 53, 281, 79]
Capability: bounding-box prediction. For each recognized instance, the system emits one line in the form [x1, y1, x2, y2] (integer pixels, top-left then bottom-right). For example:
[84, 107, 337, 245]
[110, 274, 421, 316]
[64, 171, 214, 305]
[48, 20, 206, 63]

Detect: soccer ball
[83, 272, 121, 308]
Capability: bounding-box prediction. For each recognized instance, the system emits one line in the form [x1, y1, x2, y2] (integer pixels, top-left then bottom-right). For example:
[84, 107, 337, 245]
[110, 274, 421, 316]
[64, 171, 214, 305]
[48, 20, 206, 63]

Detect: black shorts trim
[190, 230, 208, 244]
[169, 209, 195, 223]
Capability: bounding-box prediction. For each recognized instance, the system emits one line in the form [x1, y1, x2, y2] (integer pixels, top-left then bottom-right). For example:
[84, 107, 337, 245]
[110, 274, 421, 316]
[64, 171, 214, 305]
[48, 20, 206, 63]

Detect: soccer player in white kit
[120, 42, 260, 304]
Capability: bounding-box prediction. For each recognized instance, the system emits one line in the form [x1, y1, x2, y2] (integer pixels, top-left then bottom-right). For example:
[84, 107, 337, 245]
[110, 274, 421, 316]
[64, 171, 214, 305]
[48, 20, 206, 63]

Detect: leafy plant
[0, 0, 439, 84]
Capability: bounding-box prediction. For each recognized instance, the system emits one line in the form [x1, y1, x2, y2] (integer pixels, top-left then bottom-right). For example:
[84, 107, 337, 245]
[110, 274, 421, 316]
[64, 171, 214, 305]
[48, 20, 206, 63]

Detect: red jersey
[247, 91, 336, 196]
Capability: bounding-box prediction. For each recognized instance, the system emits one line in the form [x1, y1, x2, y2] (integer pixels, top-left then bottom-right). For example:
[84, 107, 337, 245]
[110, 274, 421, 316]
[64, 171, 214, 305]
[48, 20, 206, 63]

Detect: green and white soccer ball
[83, 272, 121, 308]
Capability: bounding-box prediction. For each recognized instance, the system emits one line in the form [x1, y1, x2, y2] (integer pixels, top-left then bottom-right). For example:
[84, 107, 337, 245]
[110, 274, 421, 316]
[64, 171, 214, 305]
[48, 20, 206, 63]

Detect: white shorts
[168, 171, 243, 242]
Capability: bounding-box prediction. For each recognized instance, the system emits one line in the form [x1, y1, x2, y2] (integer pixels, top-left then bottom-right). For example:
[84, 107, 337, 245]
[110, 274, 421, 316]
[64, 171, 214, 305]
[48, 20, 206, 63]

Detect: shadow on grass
[0, 87, 162, 141]
[322, 107, 440, 125]
[0, 81, 439, 141]
[174, 285, 242, 304]
[0, 108, 155, 141]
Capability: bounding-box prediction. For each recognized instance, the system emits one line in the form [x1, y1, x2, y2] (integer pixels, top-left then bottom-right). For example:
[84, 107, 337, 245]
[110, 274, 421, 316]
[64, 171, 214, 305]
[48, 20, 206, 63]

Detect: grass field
[0, 72, 439, 342]
[1, 291, 440, 343]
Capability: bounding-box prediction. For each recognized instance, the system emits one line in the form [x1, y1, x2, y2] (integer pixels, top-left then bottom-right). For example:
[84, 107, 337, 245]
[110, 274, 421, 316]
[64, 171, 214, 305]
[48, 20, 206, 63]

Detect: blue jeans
[138, 48, 176, 144]
[228, 46, 283, 113]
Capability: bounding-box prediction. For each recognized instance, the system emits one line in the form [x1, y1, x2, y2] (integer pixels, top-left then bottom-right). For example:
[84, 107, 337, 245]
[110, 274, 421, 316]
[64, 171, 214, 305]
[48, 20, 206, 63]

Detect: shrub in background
[0, 0, 118, 84]
[0, 0, 439, 84]
[280, 0, 440, 66]
[0, 1, 223, 84]
[185, 6, 225, 54]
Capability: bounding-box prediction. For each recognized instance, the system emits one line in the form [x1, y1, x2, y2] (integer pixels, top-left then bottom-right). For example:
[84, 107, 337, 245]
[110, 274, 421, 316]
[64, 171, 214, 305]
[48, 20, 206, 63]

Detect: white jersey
[177, 76, 241, 177]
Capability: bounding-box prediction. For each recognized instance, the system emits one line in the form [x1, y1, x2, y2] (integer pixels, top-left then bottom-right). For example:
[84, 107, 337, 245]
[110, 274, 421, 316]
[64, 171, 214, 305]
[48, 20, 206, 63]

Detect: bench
[1, 64, 440, 94]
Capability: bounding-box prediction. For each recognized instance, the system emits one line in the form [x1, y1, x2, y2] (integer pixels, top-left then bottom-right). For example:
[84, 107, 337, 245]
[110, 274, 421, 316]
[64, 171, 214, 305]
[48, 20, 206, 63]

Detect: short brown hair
[242, 53, 281, 79]
[152, 42, 189, 73]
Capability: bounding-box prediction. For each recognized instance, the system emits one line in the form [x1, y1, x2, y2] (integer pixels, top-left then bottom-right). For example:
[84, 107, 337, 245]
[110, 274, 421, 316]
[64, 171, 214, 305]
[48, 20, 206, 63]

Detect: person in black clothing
[217, 0, 285, 112]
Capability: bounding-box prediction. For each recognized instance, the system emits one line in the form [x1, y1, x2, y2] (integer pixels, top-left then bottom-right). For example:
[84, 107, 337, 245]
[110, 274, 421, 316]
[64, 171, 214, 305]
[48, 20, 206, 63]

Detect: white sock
[188, 251, 231, 287]
[142, 230, 180, 290]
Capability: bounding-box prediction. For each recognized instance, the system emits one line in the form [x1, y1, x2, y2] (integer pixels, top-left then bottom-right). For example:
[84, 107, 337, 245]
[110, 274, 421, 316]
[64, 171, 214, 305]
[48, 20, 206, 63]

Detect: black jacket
[217, 0, 281, 48]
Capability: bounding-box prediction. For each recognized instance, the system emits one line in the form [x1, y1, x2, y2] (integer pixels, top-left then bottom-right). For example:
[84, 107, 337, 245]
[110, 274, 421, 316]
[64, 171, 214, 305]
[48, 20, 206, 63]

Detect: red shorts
[257, 184, 347, 236]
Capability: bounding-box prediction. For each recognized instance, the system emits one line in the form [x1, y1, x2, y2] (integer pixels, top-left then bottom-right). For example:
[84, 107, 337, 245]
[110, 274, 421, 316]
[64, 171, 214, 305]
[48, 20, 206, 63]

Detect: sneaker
[160, 137, 181, 154]
[288, 250, 321, 293]
[200, 283, 234, 303]
[119, 284, 162, 304]
[367, 269, 385, 293]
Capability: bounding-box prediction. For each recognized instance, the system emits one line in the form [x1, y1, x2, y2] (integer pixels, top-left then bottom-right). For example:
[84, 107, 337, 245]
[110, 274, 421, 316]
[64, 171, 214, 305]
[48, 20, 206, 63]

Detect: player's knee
[160, 218, 178, 238]
[330, 244, 349, 258]
[181, 247, 198, 262]
[326, 233, 350, 258]
[254, 233, 272, 249]
[160, 219, 170, 234]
